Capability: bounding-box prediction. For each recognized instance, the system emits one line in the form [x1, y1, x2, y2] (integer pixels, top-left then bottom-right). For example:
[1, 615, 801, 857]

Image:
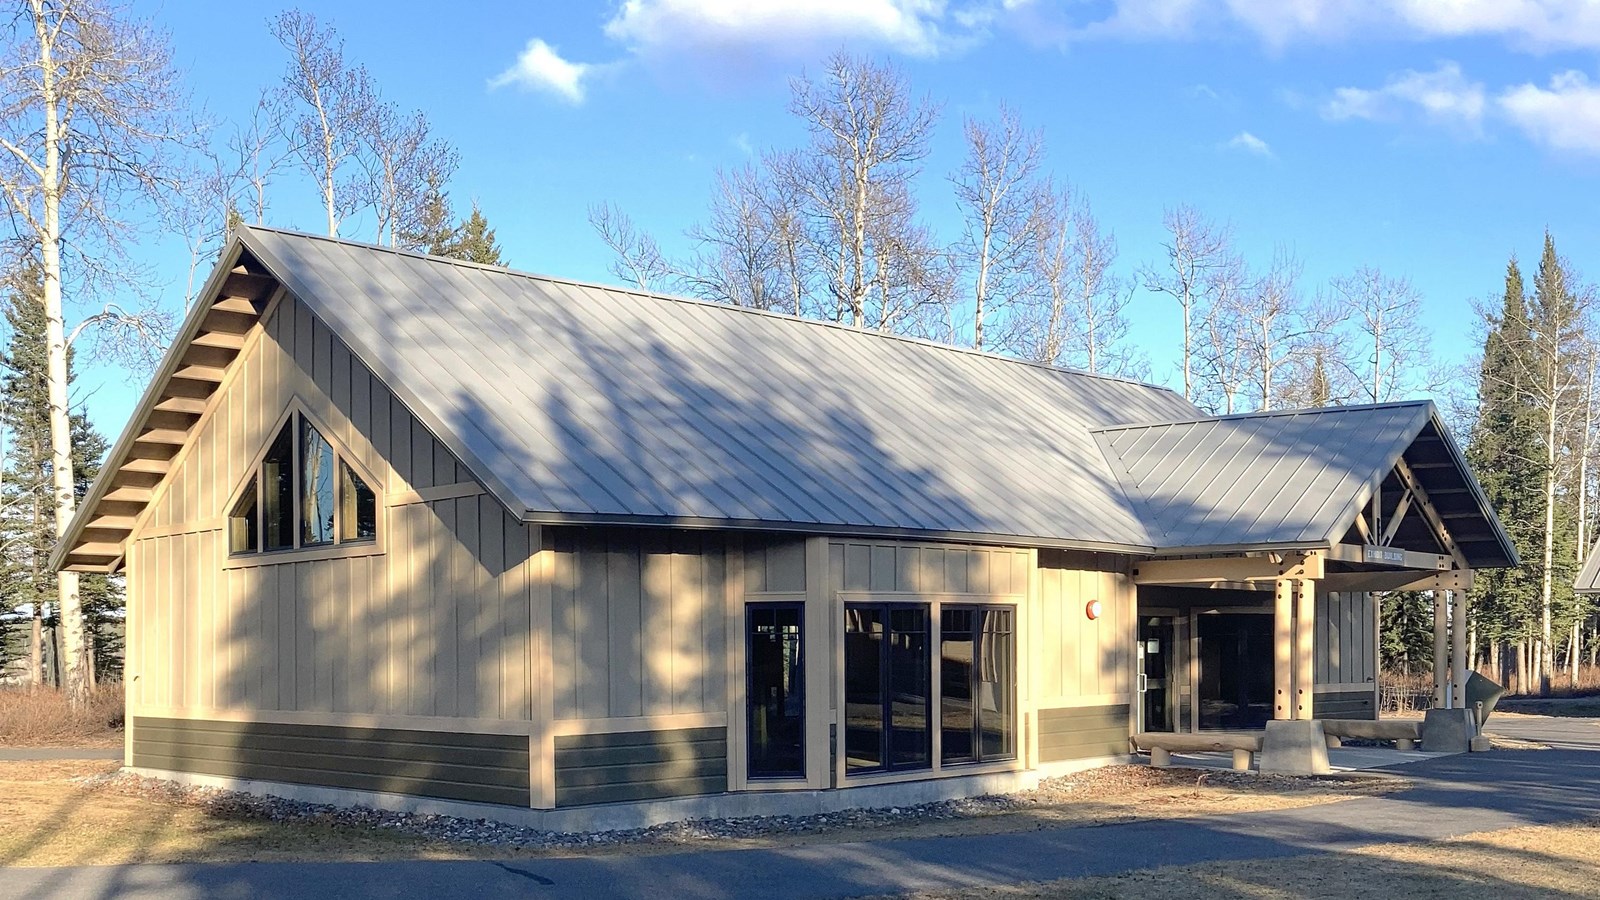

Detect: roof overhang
[51, 235, 278, 572]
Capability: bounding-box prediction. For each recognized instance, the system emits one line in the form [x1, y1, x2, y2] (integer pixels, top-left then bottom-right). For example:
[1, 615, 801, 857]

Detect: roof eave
[50, 235, 253, 573]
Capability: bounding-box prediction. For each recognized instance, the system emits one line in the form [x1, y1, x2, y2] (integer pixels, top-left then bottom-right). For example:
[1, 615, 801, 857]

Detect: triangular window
[228, 410, 379, 555]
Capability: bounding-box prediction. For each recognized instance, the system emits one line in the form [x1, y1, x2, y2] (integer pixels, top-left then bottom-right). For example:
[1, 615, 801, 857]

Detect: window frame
[843, 600, 933, 776]
[224, 402, 384, 566]
[745, 601, 806, 781]
[939, 604, 1017, 767]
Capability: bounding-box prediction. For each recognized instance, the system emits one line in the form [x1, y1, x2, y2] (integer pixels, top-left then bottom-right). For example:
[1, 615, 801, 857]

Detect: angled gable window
[228, 408, 380, 557]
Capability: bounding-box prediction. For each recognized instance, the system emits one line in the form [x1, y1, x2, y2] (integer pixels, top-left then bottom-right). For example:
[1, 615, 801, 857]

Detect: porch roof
[1094, 402, 1517, 570]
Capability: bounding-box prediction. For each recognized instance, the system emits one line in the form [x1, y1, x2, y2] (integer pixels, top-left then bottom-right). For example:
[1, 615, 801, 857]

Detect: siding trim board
[554, 727, 728, 808]
[131, 716, 530, 807]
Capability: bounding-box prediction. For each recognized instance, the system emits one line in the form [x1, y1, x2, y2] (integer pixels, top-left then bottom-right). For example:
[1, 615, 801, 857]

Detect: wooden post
[1295, 579, 1316, 720]
[1433, 589, 1449, 708]
[1274, 578, 1293, 720]
[1451, 589, 1469, 709]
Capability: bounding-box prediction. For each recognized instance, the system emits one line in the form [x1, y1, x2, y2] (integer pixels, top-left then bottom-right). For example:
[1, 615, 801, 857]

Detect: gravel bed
[76, 764, 1370, 853]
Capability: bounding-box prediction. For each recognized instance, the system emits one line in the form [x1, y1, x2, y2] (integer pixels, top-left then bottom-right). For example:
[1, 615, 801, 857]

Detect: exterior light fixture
[1085, 600, 1102, 621]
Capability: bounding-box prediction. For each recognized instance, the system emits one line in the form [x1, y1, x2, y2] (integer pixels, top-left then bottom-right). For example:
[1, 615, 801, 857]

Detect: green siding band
[553, 727, 728, 808]
[1037, 704, 1130, 762]
[131, 716, 531, 807]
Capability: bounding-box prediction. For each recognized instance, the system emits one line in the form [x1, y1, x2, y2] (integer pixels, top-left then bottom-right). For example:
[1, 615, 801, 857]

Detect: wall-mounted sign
[1363, 545, 1406, 565]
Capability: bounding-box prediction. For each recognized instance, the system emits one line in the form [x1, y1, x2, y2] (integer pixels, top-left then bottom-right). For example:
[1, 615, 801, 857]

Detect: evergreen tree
[443, 203, 505, 266]
[1380, 592, 1434, 675]
[1467, 257, 1544, 665]
[0, 274, 121, 682]
[397, 173, 456, 256]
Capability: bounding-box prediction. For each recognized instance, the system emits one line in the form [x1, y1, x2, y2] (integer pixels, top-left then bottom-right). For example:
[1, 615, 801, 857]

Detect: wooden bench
[1133, 732, 1264, 771]
[1319, 719, 1422, 751]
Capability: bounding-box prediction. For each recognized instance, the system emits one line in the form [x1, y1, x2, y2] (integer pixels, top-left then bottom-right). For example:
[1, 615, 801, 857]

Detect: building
[54, 226, 1516, 829]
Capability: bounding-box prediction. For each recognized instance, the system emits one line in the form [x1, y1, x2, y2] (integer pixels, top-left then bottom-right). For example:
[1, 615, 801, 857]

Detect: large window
[844, 604, 930, 774]
[230, 411, 377, 555]
[747, 604, 805, 779]
[941, 606, 1016, 765]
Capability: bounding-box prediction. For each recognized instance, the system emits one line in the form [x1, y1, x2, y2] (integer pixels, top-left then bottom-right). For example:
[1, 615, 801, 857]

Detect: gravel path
[7, 715, 1598, 900]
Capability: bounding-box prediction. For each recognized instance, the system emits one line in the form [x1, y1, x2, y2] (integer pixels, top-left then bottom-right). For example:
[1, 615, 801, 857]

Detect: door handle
[1138, 673, 1148, 693]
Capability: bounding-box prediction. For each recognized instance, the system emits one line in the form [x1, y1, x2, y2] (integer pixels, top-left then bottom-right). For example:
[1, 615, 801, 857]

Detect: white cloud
[489, 39, 592, 103]
[1499, 70, 1600, 153]
[603, 0, 955, 58]
[1322, 62, 1485, 131]
[1223, 130, 1273, 156]
[1044, 0, 1600, 51]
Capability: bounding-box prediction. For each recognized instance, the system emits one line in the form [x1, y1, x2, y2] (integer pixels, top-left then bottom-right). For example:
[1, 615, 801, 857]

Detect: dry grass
[888, 818, 1600, 899]
[0, 761, 1400, 866]
[0, 683, 124, 748]
[0, 760, 465, 866]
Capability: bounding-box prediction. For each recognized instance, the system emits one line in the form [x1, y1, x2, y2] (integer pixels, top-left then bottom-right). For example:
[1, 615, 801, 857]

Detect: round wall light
[1085, 600, 1102, 621]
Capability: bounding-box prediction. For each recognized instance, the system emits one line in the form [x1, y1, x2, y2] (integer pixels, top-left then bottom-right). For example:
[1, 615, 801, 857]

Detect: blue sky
[82, 0, 1600, 433]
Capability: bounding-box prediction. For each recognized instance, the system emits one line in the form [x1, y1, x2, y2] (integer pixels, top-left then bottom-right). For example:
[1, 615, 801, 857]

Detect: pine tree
[1467, 256, 1544, 683]
[443, 204, 504, 266]
[0, 274, 120, 683]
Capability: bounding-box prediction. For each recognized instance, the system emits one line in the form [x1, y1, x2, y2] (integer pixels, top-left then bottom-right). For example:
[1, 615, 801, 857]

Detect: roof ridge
[237, 224, 1186, 396]
[1089, 399, 1436, 433]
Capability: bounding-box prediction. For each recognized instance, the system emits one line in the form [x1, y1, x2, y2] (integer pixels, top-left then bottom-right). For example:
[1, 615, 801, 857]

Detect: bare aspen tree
[1010, 182, 1136, 375]
[785, 52, 939, 329]
[756, 151, 813, 317]
[1140, 206, 1234, 403]
[951, 106, 1041, 350]
[0, 0, 187, 701]
[1328, 266, 1430, 402]
[359, 102, 458, 247]
[232, 90, 290, 226]
[1195, 257, 1251, 413]
[1235, 251, 1346, 410]
[588, 202, 676, 291]
[270, 9, 375, 237]
[1524, 238, 1588, 693]
[683, 165, 784, 310]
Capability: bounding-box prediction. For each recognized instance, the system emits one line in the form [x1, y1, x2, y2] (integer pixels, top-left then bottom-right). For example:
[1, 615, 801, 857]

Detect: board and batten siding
[125, 294, 537, 724]
[549, 528, 728, 722]
[1314, 591, 1377, 688]
[1033, 550, 1134, 704]
[828, 540, 1030, 596]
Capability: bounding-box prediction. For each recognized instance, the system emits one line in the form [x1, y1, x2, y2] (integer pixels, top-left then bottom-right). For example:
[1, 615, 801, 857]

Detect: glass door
[1138, 616, 1175, 733]
[747, 604, 805, 778]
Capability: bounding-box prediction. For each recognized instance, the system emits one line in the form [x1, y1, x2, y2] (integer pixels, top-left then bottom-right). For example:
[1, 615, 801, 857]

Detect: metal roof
[238, 226, 1200, 550]
[53, 227, 1519, 569]
[1094, 401, 1517, 568]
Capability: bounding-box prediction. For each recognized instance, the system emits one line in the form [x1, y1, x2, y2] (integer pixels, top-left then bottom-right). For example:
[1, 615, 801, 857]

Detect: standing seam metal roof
[54, 226, 1521, 569]
[240, 226, 1199, 550]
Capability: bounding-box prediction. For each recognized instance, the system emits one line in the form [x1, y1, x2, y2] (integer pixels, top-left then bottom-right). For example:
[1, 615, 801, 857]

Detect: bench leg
[1325, 734, 1342, 749]
[1396, 738, 1415, 751]
[1232, 749, 1253, 771]
[1150, 747, 1172, 767]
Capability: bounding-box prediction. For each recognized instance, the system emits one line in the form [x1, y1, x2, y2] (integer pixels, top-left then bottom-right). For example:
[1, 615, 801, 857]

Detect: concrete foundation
[1259, 720, 1332, 776]
[1422, 707, 1476, 753]
[128, 757, 1135, 833]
